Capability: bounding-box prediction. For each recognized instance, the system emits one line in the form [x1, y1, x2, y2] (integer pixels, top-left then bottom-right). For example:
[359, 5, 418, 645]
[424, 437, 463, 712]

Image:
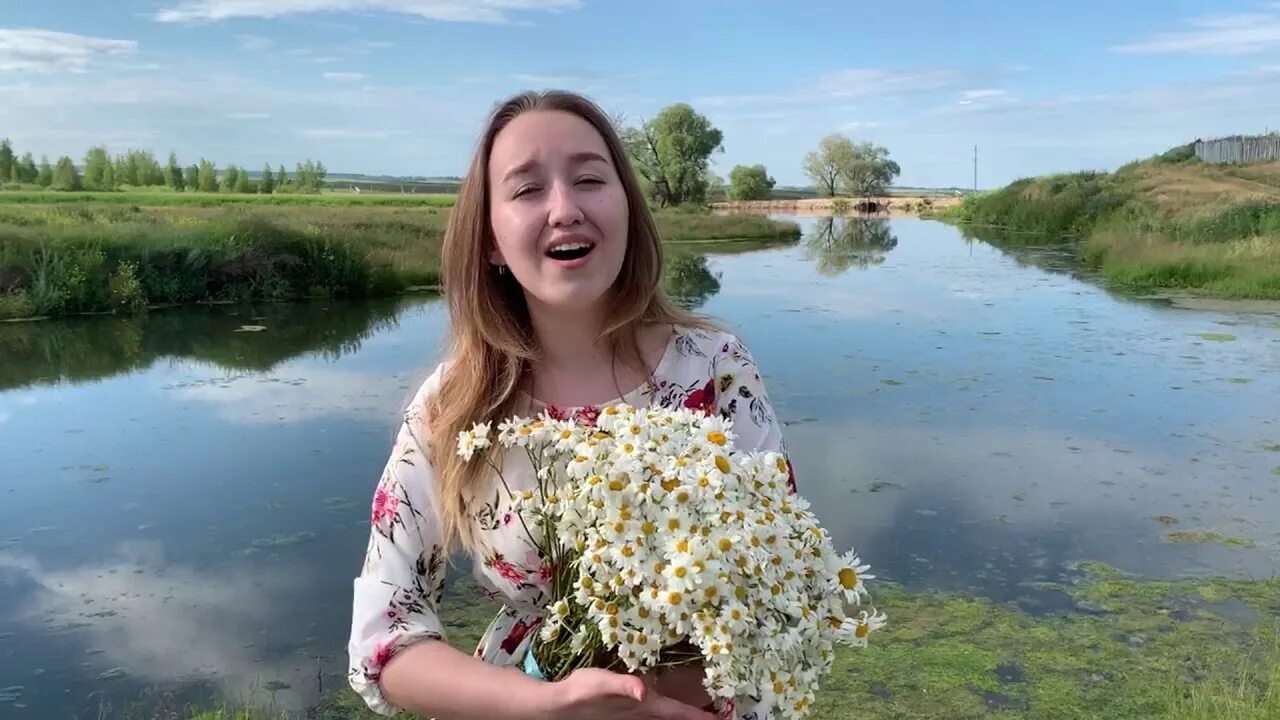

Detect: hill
[943, 148, 1280, 299]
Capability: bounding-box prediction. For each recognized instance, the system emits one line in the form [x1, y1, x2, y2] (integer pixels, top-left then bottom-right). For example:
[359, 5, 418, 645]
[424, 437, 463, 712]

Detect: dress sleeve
[347, 386, 450, 716]
[711, 334, 798, 494]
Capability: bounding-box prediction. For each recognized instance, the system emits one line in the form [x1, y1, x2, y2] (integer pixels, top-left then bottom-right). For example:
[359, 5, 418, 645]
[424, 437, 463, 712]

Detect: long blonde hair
[426, 89, 712, 552]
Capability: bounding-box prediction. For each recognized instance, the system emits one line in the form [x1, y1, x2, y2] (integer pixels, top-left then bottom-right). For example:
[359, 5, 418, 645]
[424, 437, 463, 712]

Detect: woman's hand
[532, 667, 717, 720]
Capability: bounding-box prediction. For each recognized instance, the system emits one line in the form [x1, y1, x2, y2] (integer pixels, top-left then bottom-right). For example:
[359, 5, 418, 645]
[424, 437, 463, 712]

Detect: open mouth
[545, 241, 595, 262]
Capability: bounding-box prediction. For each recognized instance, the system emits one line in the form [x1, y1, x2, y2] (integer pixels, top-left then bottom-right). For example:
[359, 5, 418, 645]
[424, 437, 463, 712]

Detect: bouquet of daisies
[456, 404, 884, 720]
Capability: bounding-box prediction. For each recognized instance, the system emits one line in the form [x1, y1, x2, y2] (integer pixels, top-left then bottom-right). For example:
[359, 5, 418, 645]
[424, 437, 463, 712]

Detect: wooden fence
[1194, 135, 1280, 165]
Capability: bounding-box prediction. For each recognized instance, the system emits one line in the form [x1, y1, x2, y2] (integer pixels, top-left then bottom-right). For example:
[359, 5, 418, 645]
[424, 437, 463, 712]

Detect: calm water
[2, 216, 1279, 717]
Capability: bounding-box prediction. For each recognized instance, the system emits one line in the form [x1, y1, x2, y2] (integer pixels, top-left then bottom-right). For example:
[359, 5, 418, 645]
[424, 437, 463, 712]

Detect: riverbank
[0, 197, 800, 321]
[179, 563, 1279, 720]
[940, 150, 1280, 299]
[714, 194, 963, 217]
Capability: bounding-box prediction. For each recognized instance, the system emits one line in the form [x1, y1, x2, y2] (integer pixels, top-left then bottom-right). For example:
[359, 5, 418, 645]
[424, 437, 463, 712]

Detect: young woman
[347, 90, 795, 720]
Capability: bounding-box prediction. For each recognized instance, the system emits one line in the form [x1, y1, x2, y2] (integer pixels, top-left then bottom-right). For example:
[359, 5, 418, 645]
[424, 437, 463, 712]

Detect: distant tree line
[0, 138, 327, 193]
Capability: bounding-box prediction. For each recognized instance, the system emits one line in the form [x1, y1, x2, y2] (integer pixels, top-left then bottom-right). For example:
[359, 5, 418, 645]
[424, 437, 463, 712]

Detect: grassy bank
[943, 151, 1280, 299]
[0, 197, 799, 320]
[165, 563, 1279, 720]
[0, 190, 457, 207]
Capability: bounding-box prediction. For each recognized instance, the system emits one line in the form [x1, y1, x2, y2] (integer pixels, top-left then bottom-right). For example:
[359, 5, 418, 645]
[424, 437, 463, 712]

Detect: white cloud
[841, 120, 882, 130]
[311, 55, 342, 63]
[1114, 10, 1280, 55]
[299, 127, 395, 139]
[0, 28, 136, 73]
[323, 71, 365, 81]
[235, 33, 274, 51]
[696, 66, 980, 109]
[153, 0, 581, 24]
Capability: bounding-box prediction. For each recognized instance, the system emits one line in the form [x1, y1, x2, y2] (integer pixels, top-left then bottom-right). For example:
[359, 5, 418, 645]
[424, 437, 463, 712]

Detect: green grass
[159, 564, 1280, 720]
[0, 200, 799, 320]
[943, 153, 1280, 299]
[0, 190, 457, 207]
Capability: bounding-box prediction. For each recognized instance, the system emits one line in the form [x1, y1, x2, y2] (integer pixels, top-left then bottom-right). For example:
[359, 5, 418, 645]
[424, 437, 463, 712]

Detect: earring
[497, 264, 507, 275]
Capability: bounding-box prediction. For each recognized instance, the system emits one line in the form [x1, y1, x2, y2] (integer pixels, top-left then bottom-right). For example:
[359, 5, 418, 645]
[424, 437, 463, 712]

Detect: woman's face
[486, 109, 630, 315]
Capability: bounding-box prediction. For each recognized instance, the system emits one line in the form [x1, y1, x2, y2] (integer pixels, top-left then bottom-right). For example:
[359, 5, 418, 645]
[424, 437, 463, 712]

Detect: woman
[347, 90, 795, 720]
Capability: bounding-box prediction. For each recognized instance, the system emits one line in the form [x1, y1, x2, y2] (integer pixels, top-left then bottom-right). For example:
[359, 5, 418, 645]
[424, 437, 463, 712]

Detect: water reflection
[802, 216, 899, 275]
[663, 254, 722, 309]
[0, 295, 422, 392]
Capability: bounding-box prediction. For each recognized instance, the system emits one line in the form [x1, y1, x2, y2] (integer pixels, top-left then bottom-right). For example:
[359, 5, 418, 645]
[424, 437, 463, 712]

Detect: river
[2, 215, 1278, 717]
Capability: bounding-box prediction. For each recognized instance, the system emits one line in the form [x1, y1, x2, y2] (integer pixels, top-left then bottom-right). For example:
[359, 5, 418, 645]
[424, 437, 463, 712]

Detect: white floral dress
[347, 326, 795, 719]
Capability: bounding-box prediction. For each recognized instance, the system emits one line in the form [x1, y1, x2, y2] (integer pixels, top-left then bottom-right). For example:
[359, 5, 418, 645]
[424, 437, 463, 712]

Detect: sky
[3, 1, 1280, 188]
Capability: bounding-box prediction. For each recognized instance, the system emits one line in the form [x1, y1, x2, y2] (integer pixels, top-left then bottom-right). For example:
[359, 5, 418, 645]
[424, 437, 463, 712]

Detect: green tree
[115, 153, 137, 187]
[51, 155, 82, 191]
[18, 152, 37, 183]
[0, 139, 14, 183]
[8, 162, 17, 184]
[234, 168, 252, 193]
[103, 158, 116, 190]
[260, 163, 275, 194]
[803, 134, 856, 197]
[840, 142, 901, 200]
[622, 104, 723, 206]
[166, 151, 184, 191]
[727, 164, 776, 201]
[197, 159, 219, 192]
[83, 146, 111, 190]
[276, 164, 289, 191]
[222, 165, 240, 193]
[37, 155, 54, 187]
[184, 164, 199, 191]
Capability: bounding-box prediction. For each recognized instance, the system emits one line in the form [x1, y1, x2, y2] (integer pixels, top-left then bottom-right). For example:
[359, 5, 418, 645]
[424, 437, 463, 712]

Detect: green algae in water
[1194, 333, 1237, 342]
[1166, 530, 1256, 548]
[172, 564, 1280, 720]
[1225, 377, 1253, 384]
[881, 379, 905, 386]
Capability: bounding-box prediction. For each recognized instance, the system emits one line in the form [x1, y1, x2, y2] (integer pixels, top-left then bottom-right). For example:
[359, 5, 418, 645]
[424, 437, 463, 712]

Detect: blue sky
[3, 1, 1280, 188]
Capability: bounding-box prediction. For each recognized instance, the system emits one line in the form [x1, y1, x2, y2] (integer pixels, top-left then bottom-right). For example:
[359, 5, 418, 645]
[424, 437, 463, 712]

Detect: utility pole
[973, 145, 978, 192]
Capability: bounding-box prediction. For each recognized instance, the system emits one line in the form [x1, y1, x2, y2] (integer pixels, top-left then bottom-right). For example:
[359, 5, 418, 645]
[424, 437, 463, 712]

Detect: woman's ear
[488, 247, 505, 267]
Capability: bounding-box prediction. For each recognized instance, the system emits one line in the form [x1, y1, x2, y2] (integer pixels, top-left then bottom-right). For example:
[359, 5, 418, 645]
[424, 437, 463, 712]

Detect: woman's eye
[576, 177, 604, 186]
[513, 185, 540, 198]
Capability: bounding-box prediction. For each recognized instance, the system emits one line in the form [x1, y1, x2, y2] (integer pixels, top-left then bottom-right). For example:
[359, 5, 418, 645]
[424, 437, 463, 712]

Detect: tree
[18, 153, 37, 183]
[222, 165, 240, 193]
[727, 164, 775, 201]
[0, 139, 14, 184]
[166, 152, 184, 191]
[277, 164, 289, 191]
[621, 103, 723, 207]
[113, 153, 135, 187]
[803, 134, 856, 197]
[197, 159, 219, 192]
[260, 164, 275, 194]
[840, 142, 900, 200]
[83, 146, 111, 190]
[184, 164, 199, 191]
[51, 156, 82, 191]
[234, 168, 252, 193]
[37, 155, 53, 187]
[103, 159, 115, 190]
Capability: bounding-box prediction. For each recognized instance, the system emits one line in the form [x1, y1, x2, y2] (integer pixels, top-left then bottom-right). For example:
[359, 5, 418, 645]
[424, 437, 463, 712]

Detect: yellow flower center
[707, 431, 726, 446]
[674, 566, 687, 578]
[718, 538, 732, 553]
[838, 568, 858, 590]
[608, 478, 625, 492]
[855, 622, 869, 639]
[661, 477, 679, 492]
[715, 456, 731, 473]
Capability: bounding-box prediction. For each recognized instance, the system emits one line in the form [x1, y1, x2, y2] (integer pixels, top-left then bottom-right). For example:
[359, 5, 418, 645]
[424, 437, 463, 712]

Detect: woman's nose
[547, 180, 584, 227]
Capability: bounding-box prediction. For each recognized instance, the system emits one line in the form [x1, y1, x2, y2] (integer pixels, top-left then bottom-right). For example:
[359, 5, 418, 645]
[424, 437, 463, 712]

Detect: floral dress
[347, 325, 795, 719]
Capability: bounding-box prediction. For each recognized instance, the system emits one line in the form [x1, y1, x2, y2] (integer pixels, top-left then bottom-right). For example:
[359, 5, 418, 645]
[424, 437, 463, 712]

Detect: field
[942, 153, 1280, 299]
[0, 192, 800, 320]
